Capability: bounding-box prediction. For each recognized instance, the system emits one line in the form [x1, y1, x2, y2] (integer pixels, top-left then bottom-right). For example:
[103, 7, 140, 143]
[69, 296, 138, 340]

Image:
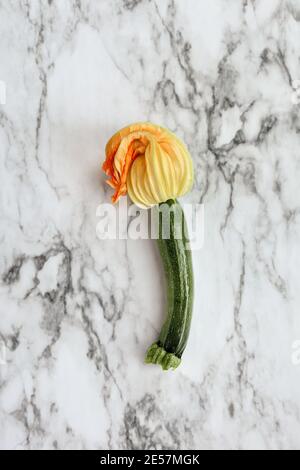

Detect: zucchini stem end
[145, 342, 181, 371]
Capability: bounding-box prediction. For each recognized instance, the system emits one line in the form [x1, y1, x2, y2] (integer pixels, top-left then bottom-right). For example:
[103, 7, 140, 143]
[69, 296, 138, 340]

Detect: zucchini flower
[103, 122, 194, 208]
[102, 122, 195, 371]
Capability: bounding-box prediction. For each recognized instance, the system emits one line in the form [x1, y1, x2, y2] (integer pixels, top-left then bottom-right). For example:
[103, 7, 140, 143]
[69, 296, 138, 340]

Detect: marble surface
[1, 0, 300, 451]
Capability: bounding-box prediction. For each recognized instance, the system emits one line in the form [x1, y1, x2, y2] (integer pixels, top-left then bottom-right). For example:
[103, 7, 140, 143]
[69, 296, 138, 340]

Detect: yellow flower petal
[102, 122, 194, 207]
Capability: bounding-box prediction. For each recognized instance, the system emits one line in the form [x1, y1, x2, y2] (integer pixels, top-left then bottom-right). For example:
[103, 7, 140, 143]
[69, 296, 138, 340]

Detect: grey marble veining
[0, 0, 300, 450]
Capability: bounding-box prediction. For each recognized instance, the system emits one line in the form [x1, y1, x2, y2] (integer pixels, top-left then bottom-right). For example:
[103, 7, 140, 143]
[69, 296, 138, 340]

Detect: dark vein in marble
[256, 115, 278, 144]
[2, 240, 73, 358]
[123, 0, 143, 11]
[80, 307, 123, 398]
[12, 388, 45, 448]
[121, 394, 189, 450]
[2, 256, 25, 285]
[277, 47, 293, 88]
[152, 0, 202, 135]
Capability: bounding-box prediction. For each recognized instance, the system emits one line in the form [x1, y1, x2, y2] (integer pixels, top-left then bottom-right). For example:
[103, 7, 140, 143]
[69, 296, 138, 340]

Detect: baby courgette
[145, 199, 194, 370]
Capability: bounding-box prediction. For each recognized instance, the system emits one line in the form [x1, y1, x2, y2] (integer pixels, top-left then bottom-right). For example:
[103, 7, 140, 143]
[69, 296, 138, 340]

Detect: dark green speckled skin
[145, 199, 194, 370]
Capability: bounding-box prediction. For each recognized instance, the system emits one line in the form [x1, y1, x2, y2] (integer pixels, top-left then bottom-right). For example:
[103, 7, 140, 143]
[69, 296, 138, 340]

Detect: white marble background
[0, 0, 300, 450]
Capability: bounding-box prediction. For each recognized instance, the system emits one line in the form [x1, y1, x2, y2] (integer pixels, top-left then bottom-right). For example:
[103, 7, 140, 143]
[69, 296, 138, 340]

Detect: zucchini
[145, 199, 194, 370]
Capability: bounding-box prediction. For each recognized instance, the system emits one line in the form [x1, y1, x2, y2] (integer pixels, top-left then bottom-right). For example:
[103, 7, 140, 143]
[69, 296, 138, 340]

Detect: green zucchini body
[145, 199, 194, 370]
